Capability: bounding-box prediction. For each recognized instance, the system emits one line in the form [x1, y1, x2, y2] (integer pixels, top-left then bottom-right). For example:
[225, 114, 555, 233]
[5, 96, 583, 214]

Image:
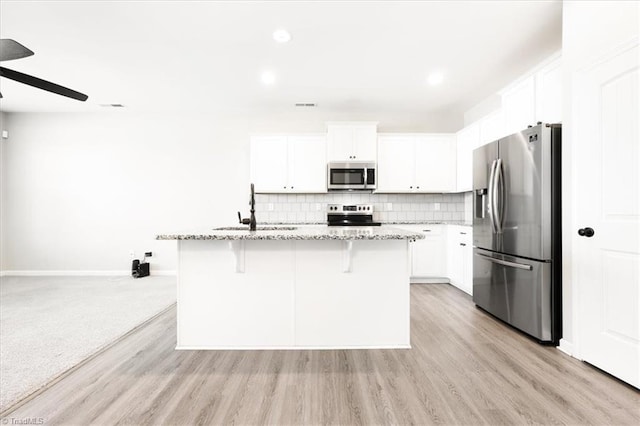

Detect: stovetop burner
[327, 204, 381, 226]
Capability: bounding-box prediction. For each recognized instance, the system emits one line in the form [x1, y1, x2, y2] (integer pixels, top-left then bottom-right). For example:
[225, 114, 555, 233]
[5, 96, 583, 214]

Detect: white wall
[0, 112, 8, 270]
[0, 109, 459, 274]
[560, 0, 639, 353]
[1, 112, 251, 273]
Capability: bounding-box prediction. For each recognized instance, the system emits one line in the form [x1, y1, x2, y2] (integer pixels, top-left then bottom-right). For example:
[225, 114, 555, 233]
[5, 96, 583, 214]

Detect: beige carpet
[0, 275, 176, 411]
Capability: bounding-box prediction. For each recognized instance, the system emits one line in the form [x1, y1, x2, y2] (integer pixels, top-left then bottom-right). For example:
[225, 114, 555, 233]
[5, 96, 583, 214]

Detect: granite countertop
[156, 225, 424, 241]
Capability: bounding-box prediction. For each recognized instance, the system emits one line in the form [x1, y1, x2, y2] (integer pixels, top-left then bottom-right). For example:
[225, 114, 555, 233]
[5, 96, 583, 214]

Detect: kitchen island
[157, 225, 423, 350]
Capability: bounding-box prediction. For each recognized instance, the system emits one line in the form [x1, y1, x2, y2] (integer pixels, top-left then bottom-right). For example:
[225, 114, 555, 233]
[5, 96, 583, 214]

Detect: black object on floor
[131, 260, 150, 278]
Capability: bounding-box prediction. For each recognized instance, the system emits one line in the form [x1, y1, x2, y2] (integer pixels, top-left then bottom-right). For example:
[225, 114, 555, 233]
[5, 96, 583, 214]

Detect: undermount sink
[212, 226, 298, 231]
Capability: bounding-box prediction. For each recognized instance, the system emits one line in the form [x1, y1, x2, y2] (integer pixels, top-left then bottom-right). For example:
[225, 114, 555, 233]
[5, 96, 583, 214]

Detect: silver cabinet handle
[475, 252, 532, 270]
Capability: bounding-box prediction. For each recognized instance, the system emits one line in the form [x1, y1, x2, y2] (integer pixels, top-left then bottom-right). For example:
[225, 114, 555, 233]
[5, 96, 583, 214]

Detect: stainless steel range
[327, 204, 381, 226]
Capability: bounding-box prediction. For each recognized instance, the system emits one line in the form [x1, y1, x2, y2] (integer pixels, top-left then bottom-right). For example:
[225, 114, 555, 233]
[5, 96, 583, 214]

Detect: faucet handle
[238, 211, 250, 225]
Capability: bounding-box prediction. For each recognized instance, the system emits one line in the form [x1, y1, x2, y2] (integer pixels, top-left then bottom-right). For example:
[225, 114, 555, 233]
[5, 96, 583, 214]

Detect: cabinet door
[455, 123, 479, 192]
[352, 125, 377, 161]
[502, 75, 536, 135]
[461, 240, 473, 295]
[327, 126, 354, 161]
[376, 135, 415, 192]
[411, 226, 446, 277]
[479, 108, 504, 147]
[415, 134, 456, 192]
[250, 136, 288, 192]
[288, 135, 327, 193]
[446, 226, 464, 286]
[535, 57, 562, 124]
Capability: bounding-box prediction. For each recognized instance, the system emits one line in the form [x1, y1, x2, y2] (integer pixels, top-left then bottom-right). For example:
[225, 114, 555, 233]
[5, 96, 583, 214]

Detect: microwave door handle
[363, 167, 368, 189]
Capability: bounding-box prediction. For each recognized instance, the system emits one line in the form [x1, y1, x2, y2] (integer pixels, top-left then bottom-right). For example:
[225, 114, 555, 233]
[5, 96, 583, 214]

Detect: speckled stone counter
[156, 225, 424, 241]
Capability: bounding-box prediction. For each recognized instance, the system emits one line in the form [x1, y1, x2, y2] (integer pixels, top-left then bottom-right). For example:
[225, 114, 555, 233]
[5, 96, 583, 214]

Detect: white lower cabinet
[446, 225, 473, 295]
[402, 225, 447, 281]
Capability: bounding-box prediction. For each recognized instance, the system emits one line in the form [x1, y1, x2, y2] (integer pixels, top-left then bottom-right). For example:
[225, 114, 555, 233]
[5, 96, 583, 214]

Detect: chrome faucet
[237, 183, 257, 231]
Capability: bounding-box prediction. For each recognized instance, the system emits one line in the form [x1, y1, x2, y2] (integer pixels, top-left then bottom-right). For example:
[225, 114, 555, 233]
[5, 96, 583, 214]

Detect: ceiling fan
[0, 39, 88, 101]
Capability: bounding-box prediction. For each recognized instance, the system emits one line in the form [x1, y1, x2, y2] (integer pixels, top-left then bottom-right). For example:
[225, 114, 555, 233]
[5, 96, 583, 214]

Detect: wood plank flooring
[3, 284, 638, 425]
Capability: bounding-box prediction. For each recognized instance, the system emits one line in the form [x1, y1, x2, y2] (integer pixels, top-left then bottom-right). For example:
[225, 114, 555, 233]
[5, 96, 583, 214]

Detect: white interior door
[574, 41, 639, 388]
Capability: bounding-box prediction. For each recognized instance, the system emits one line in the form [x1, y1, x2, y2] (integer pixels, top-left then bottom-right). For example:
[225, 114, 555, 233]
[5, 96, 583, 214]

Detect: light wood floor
[3, 284, 639, 425]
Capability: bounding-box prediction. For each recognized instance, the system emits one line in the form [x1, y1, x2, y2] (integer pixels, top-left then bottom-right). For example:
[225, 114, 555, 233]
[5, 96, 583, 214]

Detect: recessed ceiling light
[427, 72, 444, 86]
[261, 71, 276, 85]
[273, 29, 291, 43]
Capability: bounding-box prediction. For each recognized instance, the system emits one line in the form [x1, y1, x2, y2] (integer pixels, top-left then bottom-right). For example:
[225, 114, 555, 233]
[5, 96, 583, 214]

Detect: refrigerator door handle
[494, 158, 504, 233]
[488, 159, 498, 233]
[475, 252, 533, 270]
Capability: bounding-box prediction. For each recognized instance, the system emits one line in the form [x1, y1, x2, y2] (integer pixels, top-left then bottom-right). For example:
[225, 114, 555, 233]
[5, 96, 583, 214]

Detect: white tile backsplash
[255, 192, 470, 223]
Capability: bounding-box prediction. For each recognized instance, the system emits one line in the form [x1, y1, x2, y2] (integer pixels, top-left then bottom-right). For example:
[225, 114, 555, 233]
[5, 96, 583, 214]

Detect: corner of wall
[0, 111, 8, 272]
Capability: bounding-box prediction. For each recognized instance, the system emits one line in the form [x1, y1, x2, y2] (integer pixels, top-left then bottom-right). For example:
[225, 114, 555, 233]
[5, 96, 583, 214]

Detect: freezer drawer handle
[475, 253, 533, 271]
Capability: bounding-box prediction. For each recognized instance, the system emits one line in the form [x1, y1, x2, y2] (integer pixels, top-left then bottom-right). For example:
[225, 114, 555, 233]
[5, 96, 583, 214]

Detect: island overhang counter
[157, 225, 423, 350]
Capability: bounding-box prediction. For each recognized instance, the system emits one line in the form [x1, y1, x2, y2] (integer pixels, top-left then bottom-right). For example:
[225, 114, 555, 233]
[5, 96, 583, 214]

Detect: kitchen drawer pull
[423, 229, 431, 232]
[475, 253, 533, 271]
[460, 232, 467, 235]
[460, 243, 466, 246]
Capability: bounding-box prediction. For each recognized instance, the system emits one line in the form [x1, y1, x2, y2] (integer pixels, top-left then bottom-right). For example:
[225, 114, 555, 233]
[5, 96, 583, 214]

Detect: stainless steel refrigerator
[472, 123, 561, 344]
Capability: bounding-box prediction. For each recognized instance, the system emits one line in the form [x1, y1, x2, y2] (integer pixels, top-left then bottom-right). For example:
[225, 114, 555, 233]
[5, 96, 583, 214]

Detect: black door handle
[578, 227, 595, 237]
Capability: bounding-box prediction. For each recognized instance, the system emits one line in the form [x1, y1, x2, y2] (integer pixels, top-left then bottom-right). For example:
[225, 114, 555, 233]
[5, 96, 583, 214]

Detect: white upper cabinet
[288, 135, 328, 193]
[327, 122, 377, 162]
[501, 54, 562, 135]
[455, 123, 479, 192]
[377, 134, 456, 193]
[250, 136, 289, 193]
[377, 135, 415, 191]
[415, 134, 457, 192]
[535, 57, 562, 124]
[250, 134, 327, 193]
[478, 108, 504, 147]
[502, 74, 537, 135]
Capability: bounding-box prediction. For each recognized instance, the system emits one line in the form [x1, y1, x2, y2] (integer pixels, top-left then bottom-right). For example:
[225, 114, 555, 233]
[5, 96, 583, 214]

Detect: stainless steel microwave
[327, 162, 376, 190]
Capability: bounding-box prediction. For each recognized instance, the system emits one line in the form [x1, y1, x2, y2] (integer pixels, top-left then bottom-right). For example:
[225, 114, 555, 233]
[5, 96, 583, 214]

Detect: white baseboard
[410, 277, 450, 284]
[0, 270, 176, 277]
[557, 338, 575, 357]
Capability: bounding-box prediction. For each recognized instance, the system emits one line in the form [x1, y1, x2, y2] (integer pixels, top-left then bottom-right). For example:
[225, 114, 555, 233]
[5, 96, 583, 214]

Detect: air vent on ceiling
[294, 103, 317, 107]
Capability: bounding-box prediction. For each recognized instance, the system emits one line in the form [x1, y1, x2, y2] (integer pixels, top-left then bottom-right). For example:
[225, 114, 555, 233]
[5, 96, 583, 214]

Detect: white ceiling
[0, 0, 562, 123]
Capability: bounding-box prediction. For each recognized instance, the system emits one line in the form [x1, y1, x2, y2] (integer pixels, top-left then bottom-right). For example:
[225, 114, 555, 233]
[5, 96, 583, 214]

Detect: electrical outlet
[316, 203, 322, 211]
[385, 203, 393, 211]
[434, 203, 440, 211]
[129, 250, 135, 259]
[268, 203, 274, 211]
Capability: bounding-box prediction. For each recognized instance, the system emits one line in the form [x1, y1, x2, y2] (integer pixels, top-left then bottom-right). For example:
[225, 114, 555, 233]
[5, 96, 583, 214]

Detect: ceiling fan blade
[0, 39, 35, 62]
[0, 67, 88, 101]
